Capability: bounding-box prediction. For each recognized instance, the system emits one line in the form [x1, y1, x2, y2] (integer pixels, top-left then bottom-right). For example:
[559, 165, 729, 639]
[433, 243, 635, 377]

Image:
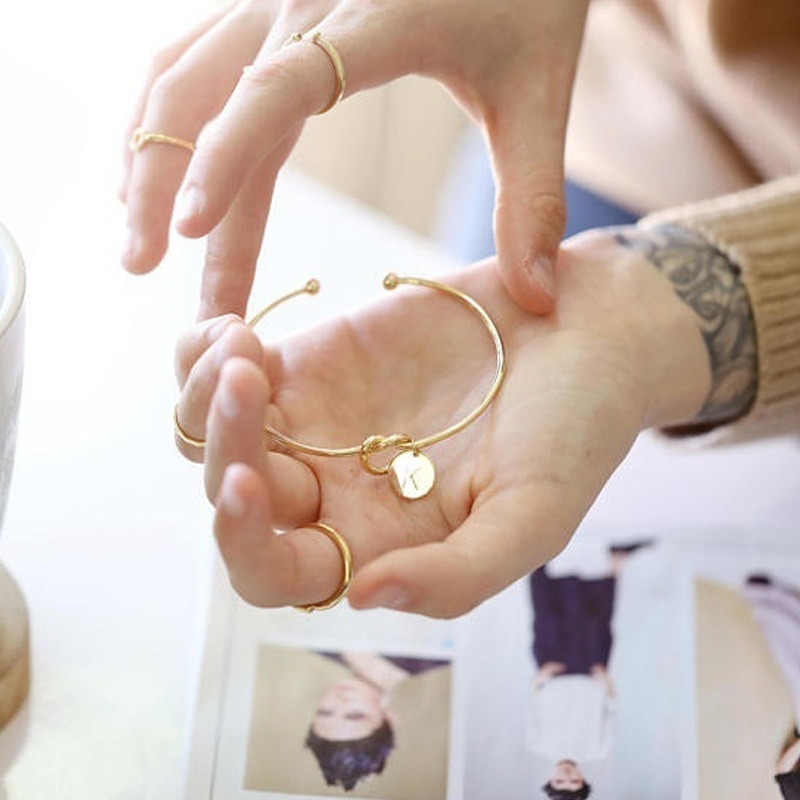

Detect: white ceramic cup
[0, 220, 25, 533]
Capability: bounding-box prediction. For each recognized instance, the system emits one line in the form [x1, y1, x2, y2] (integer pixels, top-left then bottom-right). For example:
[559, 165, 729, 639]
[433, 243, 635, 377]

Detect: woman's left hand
[173, 231, 710, 617]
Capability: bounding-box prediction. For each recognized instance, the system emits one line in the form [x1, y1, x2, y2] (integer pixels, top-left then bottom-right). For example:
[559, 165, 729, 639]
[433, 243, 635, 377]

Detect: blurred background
[290, 74, 469, 242]
[0, 0, 480, 241]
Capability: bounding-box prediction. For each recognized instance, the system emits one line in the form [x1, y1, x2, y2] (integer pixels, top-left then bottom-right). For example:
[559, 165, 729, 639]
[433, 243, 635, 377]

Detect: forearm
[341, 652, 406, 691]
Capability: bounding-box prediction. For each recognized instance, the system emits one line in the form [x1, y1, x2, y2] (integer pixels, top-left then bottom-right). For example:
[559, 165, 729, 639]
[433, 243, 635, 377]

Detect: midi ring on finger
[130, 127, 196, 154]
[295, 522, 353, 612]
[284, 31, 346, 115]
[173, 403, 206, 449]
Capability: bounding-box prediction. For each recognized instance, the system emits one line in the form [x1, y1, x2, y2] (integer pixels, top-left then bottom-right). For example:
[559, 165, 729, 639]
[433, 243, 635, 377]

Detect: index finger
[174, 11, 418, 238]
[122, 3, 274, 274]
[120, 0, 237, 203]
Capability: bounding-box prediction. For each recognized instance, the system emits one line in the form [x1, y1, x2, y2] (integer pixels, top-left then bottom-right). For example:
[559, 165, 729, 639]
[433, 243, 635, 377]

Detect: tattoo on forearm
[616, 224, 758, 426]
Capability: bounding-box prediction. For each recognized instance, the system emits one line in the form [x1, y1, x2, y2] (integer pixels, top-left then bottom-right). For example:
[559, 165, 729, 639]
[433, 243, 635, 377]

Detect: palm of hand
[186, 256, 646, 617]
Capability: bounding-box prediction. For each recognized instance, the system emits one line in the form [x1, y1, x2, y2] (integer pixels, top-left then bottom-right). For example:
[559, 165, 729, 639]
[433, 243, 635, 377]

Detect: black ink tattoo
[616, 224, 758, 427]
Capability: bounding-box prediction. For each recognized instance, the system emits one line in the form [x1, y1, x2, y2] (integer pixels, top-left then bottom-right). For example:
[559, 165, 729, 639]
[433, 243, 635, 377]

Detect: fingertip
[120, 226, 168, 275]
[348, 579, 412, 613]
[174, 313, 243, 387]
[217, 463, 252, 518]
[348, 546, 480, 620]
[214, 463, 275, 573]
[497, 251, 558, 316]
[217, 461, 265, 520]
[494, 191, 565, 315]
[174, 184, 212, 238]
[214, 329, 265, 380]
[214, 357, 254, 419]
[492, 149, 565, 314]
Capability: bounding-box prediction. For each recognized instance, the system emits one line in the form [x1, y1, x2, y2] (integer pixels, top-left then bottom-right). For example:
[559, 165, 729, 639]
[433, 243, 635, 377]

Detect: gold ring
[173, 404, 205, 449]
[285, 31, 346, 114]
[247, 273, 506, 501]
[130, 127, 195, 154]
[295, 522, 353, 612]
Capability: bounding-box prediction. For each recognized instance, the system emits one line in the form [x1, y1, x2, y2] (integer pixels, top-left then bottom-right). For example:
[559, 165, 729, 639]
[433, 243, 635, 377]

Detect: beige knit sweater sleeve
[638, 173, 800, 443]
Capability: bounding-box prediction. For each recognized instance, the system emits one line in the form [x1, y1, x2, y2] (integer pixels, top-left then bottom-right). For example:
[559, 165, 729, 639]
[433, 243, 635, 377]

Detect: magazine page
[461, 530, 686, 800]
[186, 429, 800, 800]
[186, 529, 800, 800]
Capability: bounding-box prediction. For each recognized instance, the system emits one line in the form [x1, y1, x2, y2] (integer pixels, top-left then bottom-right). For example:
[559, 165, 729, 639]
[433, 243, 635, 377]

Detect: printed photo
[693, 557, 800, 800]
[526, 540, 653, 799]
[244, 644, 453, 798]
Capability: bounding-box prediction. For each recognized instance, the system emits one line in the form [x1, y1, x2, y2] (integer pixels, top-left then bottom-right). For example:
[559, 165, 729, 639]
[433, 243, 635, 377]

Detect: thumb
[482, 0, 593, 318]
[489, 100, 568, 316]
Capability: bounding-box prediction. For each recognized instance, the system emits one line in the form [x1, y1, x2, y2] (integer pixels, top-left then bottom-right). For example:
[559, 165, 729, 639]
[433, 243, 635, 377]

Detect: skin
[172, 226, 757, 616]
[311, 678, 387, 741]
[548, 760, 586, 792]
[340, 652, 407, 693]
[534, 664, 614, 694]
[120, 0, 591, 317]
[533, 662, 566, 689]
[589, 664, 614, 697]
[777, 737, 800, 775]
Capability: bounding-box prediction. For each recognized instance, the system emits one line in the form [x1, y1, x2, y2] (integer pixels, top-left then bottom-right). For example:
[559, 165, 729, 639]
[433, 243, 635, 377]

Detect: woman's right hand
[121, 0, 591, 319]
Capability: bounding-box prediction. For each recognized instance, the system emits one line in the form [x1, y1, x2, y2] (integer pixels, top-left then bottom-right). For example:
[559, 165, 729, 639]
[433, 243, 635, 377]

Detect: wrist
[614, 224, 758, 431]
[559, 229, 715, 430]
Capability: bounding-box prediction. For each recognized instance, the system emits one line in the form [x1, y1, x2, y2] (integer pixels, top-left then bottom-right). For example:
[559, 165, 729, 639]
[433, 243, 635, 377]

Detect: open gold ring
[285, 31, 346, 114]
[173, 404, 205, 449]
[130, 127, 195, 154]
[294, 522, 353, 612]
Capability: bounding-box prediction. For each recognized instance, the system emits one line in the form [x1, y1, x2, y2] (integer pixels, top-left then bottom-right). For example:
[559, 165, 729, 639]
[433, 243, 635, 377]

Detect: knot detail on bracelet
[246, 273, 506, 501]
[359, 434, 436, 500]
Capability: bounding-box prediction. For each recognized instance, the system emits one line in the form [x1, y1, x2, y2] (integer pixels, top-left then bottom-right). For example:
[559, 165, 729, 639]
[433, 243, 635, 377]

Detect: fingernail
[218, 378, 241, 419]
[526, 254, 556, 298]
[175, 185, 205, 223]
[120, 227, 138, 268]
[221, 475, 248, 519]
[358, 584, 410, 611]
[214, 327, 241, 368]
[207, 315, 237, 345]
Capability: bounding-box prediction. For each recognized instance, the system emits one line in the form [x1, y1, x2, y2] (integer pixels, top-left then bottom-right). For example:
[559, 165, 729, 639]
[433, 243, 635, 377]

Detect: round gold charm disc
[387, 450, 436, 500]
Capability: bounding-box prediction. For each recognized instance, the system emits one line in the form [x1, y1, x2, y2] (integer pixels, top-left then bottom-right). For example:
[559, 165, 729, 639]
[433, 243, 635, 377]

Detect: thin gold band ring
[294, 522, 353, 612]
[285, 31, 346, 114]
[130, 127, 195, 154]
[173, 404, 205, 449]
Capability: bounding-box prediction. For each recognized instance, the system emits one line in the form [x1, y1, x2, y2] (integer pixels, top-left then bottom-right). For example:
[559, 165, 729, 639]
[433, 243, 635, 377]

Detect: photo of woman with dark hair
[305, 651, 448, 792]
[305, 717, 395, 793]
[244, 644, 451, 798]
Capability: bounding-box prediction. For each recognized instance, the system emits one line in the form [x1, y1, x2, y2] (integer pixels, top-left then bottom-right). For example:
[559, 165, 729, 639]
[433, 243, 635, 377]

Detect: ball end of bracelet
[305, 279, 320, 295]
[383, 273, 399, 290]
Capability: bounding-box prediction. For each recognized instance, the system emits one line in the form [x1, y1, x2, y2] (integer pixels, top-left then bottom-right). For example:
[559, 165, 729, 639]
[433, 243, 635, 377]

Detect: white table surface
[1, 6, 800, 799]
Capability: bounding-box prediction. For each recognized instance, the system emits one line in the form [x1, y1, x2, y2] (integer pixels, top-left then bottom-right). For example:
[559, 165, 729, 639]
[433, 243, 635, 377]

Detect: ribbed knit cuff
[639, 174, 800, 444]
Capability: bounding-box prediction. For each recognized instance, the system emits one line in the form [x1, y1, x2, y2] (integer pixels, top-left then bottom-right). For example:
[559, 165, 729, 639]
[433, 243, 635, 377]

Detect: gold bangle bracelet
[247, 273, 506, 500]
